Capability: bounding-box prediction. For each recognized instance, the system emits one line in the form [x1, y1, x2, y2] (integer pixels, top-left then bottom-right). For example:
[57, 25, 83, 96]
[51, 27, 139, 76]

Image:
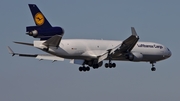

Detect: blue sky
[0, 0, 179, 101]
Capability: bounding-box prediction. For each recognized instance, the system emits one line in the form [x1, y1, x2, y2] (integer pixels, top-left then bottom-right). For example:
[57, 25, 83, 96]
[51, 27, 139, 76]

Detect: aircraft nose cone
[165, 47, 172, 58]
[168, 49, 172, 57]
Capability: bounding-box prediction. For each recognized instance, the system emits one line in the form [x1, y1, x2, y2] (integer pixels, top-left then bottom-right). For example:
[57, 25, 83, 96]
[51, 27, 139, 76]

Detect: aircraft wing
[98, 27, 139, 62]
[7, 46, 64, 61]
[111, 27, 139, 53]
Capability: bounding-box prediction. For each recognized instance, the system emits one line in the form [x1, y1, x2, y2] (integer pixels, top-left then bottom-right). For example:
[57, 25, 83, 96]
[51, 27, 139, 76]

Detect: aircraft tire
[82, 67, 86, 72]
[79, 67, 83, 71]
[151, 67, 156, 71]
[86, 67, 90, 71]
[112, 63, 116, 68]
[93, 64, 99, 69]
[109, 63, 112, 68]
[105, 63, 109, 68]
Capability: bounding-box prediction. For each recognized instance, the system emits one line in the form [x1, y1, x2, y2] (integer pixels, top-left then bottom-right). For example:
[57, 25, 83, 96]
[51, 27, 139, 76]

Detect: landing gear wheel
[151, 67, 156, 71]
[82, 67, 86, 72]
[112, 63, 116, 68]
[79, 67, 83, 72]
[150, 62, 156, 71]
[109, 63, 112, 68]
[104, 63, 116, 68]
[86, 67, 90, 71]
[105, 63, 109, 68]
[93, 64, 99, 69]
[79, 66, 90, 72]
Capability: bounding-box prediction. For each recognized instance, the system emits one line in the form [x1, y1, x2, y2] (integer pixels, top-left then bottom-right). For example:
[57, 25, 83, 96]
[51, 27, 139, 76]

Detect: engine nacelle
[127, 52, 143, 61]
[26, 26, 64, 38]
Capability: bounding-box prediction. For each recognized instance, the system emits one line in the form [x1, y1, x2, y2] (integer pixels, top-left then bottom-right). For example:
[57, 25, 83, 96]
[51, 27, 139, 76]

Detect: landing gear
[93, 64, 99, 69]
[104, 57, 116, 68]
[79, 66, 90, 72]
[150, 62, 156, 71]
[151, 67, 156, 71]
[105, 63, 116, 68]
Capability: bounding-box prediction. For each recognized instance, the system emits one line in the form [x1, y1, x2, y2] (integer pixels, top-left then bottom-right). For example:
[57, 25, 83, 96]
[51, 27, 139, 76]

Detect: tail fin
[28, 4, 52, 28]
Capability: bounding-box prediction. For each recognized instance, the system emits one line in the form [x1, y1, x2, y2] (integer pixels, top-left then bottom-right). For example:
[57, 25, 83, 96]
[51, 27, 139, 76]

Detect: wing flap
[98, 52, 109, 63]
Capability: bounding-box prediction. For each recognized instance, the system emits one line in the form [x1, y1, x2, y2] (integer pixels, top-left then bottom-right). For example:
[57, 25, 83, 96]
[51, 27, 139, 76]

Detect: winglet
[7, 46, 15, 56]
[131, 27, 137, 35]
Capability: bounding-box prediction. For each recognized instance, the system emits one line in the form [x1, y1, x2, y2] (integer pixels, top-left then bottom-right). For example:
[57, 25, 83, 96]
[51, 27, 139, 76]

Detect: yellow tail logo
[34, 12, 44, 26]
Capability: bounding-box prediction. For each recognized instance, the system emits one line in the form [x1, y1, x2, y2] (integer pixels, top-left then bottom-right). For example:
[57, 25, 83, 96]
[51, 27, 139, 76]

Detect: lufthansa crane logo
[34, 12, 44, 26]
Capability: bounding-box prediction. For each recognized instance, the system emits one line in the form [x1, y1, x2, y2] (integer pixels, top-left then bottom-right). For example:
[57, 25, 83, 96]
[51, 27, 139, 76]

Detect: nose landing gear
[150, 62, 156, 71]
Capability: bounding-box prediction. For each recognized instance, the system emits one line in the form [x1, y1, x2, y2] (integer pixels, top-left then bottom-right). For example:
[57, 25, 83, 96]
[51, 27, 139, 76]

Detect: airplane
[8, 4, 172, 72]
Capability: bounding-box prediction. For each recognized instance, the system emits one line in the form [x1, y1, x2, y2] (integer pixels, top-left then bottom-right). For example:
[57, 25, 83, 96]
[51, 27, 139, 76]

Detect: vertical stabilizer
[28, 4, 52, 28]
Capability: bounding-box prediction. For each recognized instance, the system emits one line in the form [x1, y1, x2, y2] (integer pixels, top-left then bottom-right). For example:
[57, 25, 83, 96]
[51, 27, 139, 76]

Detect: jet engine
[126, 52, 143, 61]
[26, 26, 64, 39]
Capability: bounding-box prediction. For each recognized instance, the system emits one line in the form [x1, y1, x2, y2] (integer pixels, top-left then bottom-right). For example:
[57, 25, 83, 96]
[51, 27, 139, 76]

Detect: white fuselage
[34, 39, 171, 62]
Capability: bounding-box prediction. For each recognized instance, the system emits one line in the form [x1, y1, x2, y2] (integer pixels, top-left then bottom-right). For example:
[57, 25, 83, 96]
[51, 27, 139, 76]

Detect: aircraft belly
[142, 54, 165, 61]
[56, 40, 112, 59]
[111, 54, 165, 62]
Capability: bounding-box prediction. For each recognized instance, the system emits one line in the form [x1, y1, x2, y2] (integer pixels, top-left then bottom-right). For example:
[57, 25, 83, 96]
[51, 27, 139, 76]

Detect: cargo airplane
[8, 4, 172, 72]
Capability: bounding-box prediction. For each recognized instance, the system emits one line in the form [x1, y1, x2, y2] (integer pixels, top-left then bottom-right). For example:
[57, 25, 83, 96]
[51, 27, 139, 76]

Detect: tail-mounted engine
[26, 26, 64, 39]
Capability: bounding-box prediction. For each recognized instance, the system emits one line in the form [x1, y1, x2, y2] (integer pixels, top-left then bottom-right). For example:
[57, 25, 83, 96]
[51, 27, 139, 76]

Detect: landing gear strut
[150, 62, 156, 71]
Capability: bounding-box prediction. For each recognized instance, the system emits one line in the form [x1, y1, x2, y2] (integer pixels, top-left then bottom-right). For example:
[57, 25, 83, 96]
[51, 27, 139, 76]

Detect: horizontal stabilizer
[14, 41, 33, 46]
[43, 35, 62, 47]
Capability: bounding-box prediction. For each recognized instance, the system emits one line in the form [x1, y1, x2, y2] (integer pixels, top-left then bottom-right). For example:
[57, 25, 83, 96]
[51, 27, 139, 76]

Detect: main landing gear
[105, 63, 116, 68]
[79, 66, 90, 72]
[78, 61, 103, 72]
[104, 57, 116, 68]
[78, 64, 100, 72]
[150, 62, 156, 71]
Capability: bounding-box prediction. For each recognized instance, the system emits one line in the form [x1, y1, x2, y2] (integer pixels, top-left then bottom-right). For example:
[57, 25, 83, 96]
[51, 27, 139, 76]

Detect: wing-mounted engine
[126, 52, 143, 61]
[26, 26, 64, 39]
